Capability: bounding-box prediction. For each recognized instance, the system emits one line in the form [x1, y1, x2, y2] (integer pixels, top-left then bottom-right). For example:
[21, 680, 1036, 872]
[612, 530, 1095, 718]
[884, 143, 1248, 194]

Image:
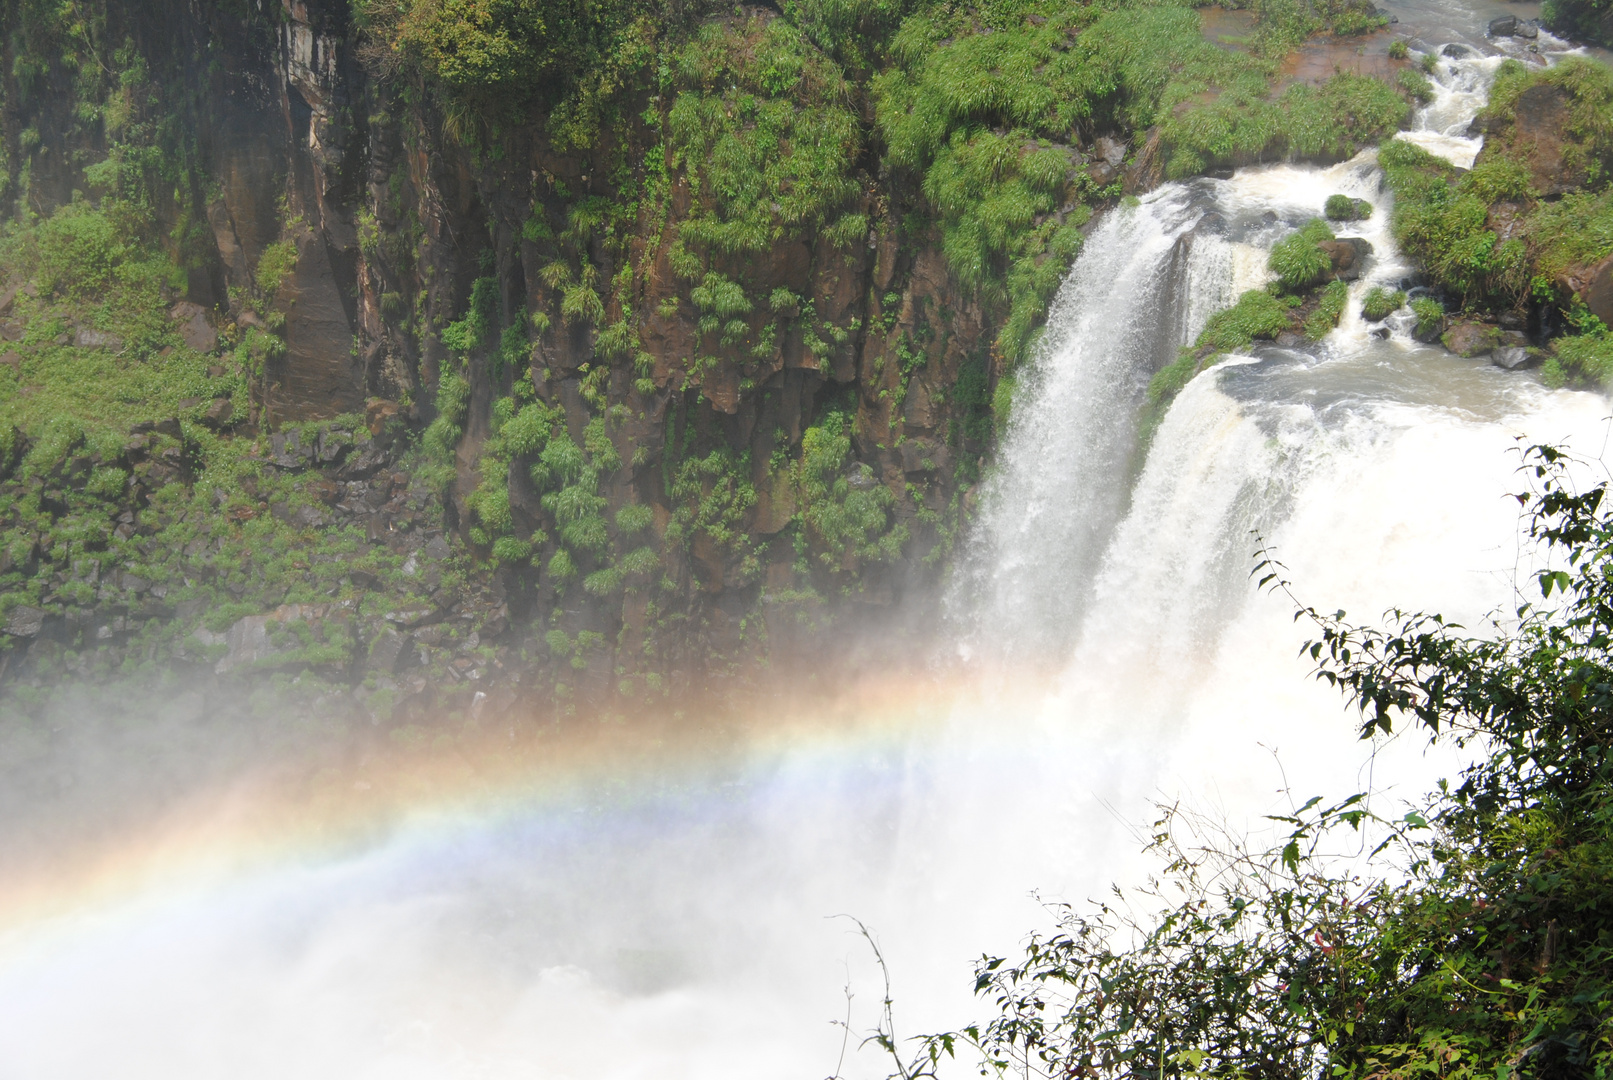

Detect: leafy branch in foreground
[885, 443, 1613, 1080]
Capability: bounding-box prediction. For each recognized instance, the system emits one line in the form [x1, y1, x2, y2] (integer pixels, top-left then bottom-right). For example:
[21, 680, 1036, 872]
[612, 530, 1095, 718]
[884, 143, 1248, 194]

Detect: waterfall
[954, 185, 1218, 657]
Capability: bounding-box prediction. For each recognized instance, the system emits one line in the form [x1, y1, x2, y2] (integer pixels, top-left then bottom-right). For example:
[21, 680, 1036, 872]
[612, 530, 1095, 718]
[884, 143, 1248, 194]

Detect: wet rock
[1441, 320, 1502, 357]
[1369, 326, 1391, 340]
[270, 428, 313, 469]
[365, 399, 400, 435]
[1087, 135, 1128, 186]
[74, 328, 122, 350]
[315, 427, 349, 464]
[1411, 311, 1447, 344]
[1492, 346, 1536, 370]
[336, 436, 389, 479]
[1441, 42, 1474, 57]
[214, 604, 336, 674]
[4, 605, 45, 638]
[385, 605, 440, 629]
[366, 625, 407, 673]
[1488, 14, 1518, 36]
[1276, 330, 1306, 348]
[292, 504, 329, 528]
[1319, 237, 1373, 281]
[132, 417, 183, 439]
[169, 302, 218, 353]
[1556, 251, 1613, 329]
[1516, 19, 1539, 38]
[200, 397, 234, 430]
[899, 438, 947, 475]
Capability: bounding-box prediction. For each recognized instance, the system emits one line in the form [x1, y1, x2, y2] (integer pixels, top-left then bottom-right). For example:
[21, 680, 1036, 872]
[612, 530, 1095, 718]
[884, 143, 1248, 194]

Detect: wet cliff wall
[0, 0, 1425, 719]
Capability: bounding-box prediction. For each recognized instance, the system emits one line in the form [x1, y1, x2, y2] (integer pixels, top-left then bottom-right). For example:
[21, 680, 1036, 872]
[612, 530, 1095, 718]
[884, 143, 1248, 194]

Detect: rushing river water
[2, 14, 1610, 1080]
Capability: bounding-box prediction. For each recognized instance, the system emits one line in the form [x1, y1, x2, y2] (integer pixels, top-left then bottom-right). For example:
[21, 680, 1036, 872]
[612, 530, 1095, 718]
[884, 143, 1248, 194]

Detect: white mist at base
[4, 39, 1613, 1080]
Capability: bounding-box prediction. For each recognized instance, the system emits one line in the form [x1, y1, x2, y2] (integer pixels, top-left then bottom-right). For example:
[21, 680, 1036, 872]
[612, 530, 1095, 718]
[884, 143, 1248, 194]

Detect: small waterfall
[953, 185, 1213, 658]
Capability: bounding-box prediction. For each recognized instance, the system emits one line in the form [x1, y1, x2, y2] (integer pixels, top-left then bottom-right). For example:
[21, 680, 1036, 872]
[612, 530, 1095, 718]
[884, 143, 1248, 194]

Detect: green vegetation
[1361, 286, 1406, 321]
[1380, 61, 1613, 322]
[1410, 295, 1445, 339]
[669, 18, 863, 259]
[1544, 324, 1613, 387]
[872, 2, 1411, 364]
[1324, 194, 1373, 221]
[794, 408, 905, 571]
[1268, 218, 1336, 291]
[1544, 0, 1613, 47]
[895, 445, 1613, 1080]
[1302, 278, 1349, 339]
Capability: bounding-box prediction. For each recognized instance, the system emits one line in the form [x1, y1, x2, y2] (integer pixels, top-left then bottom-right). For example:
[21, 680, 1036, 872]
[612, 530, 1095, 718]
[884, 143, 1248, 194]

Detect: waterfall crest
[953, 185, 1214, 657]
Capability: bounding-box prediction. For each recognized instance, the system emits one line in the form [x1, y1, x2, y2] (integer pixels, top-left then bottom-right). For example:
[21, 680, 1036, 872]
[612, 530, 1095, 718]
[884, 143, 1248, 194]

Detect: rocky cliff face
[0, 0, 1015, 716]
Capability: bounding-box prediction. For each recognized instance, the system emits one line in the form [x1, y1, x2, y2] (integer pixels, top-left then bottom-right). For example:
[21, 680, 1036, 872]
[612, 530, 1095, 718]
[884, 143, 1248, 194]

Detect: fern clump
[1267, 219, 1336, 292]
[1361, 287, 1406, 321]
[1324, 194, 1373, 221]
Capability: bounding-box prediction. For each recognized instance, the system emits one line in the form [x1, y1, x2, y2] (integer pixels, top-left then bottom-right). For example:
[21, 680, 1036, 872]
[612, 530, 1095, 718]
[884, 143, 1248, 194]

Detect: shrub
[1544, 331, 1613, 387]
[1198, 289, 1293, 352]
[1360, 286, 1406, 321]
[1324, 194, 1372, 221]
[35, 201, 123, 297]
[1268, 219, 1335, 292]
[1387, 38, 1409, 59]
[1303, 279, 1349, 339]
[1397, 68, 1434, 104]
[254, 238, 297, 302]
[670, 18, 862, 257]
[1410, 296, 1444, 337]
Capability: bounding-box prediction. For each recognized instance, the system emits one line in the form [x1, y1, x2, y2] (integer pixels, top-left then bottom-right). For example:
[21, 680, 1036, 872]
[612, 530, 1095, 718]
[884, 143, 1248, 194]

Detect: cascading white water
[954, 186, 1209, 656]
[2, 29, 1609, 1080]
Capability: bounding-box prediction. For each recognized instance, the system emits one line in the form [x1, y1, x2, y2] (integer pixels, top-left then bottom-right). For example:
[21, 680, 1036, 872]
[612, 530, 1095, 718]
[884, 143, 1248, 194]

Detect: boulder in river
[1488, 14, 1518, 36]
[1441, 320, 1503, 358]
[1491, 346, 1535, 370]
[1319, 237, 1373, 281]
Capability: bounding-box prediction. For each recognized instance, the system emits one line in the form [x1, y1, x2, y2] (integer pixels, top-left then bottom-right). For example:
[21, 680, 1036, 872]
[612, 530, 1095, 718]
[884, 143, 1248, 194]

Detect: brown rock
[1441, 320, 1502, 357]
[271, 226, 364, 421]
[365, 398, 400, 435]
[1318, 237, 1373, 281]
[754, 471, 796, 535]
[201, 397, 234, 429]
[170, 301, 218, 353]
[1557, 252, 1613, 329]
[1474, 82, 1604, 197]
